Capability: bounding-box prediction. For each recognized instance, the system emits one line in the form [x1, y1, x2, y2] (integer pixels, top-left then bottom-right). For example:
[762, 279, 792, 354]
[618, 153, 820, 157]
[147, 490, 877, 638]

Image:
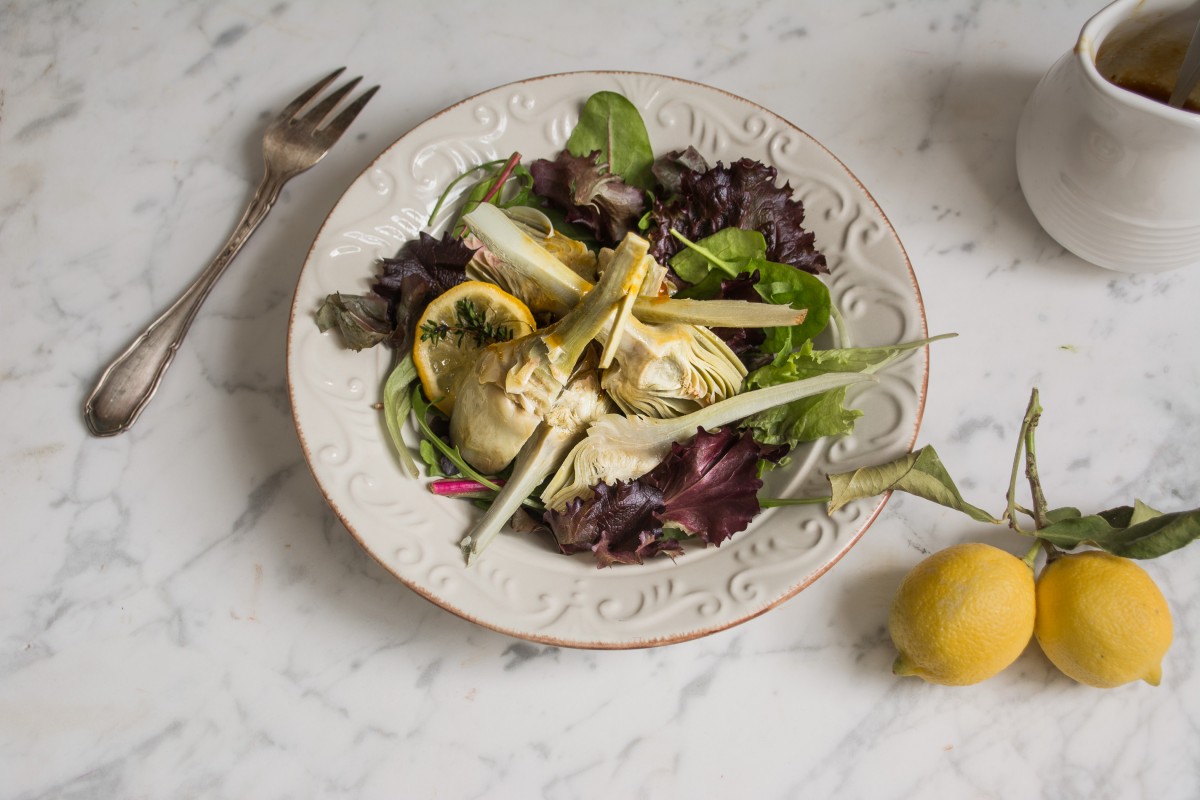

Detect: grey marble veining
[2, 0, 1199, 797]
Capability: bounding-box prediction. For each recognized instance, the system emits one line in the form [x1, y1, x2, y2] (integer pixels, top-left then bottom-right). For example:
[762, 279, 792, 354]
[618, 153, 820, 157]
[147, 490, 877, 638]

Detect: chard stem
[426, 158, 507, 227]
[478, 152, 522, 206]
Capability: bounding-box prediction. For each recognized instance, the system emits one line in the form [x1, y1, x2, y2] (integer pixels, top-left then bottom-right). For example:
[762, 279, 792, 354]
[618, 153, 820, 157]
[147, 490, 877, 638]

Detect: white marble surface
[3, 1, 1199, 797]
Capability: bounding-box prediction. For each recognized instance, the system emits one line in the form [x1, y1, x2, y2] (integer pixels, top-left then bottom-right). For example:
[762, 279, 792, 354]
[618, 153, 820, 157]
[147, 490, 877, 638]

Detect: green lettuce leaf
[740, 337, 949, 447]
[565, 91, 655, 190]
[382, 354, 420, 478]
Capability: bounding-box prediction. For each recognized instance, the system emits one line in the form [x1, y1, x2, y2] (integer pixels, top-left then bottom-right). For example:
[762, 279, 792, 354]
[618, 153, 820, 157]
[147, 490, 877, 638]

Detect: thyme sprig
[419, 299, 515, 348]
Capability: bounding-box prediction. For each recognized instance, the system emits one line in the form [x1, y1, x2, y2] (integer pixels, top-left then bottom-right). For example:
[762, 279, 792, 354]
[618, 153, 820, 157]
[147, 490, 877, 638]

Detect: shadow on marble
[931, 64, 1101, 279]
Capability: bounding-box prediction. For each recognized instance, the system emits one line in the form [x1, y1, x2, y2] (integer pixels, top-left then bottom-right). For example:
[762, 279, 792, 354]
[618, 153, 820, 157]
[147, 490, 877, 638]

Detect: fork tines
[284, 67, 379, 136]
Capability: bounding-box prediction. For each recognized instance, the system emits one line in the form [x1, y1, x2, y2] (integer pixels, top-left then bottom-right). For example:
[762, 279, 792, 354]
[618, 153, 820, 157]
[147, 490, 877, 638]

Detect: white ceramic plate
[287, 72, 928, 649]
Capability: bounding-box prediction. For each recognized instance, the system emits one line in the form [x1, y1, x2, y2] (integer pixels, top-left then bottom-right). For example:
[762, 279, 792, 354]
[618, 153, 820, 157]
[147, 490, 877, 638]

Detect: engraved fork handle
[84, 170, 288, 436]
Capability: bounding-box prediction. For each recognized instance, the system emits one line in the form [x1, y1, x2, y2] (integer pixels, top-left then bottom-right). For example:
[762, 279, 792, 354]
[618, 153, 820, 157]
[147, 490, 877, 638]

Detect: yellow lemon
[889, 542, 1036, 686]
[1034, 551, 1172, 688]
[413, 281, 535, 415]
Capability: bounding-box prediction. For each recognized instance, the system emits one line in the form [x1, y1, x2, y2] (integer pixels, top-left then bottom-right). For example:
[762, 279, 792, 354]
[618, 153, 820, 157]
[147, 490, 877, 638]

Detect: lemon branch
[1005, 388, 1051, 532]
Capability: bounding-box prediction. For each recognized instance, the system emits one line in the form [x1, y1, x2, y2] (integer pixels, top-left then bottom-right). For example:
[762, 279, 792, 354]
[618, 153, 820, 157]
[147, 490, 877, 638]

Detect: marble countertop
[4, 1, 1199, 797]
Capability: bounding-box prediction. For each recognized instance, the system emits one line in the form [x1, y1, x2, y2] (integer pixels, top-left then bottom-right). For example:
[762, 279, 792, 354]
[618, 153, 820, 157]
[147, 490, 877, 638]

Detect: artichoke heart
[451, 335, 559, 475]
[449, 230, 652, 475]
[601, 320, 747, 418]
[458, 353, 614, 565]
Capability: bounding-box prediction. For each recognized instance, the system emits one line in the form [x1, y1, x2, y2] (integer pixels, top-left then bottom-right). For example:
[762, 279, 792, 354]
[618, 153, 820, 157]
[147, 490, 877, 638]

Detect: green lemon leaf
[827, 446, 1000, 523]
[1034, 504, 1199, 559]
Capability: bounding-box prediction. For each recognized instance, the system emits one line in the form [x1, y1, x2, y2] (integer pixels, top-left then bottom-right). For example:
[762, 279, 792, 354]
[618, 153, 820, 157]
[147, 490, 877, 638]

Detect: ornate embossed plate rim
[287, 71, 928, 649]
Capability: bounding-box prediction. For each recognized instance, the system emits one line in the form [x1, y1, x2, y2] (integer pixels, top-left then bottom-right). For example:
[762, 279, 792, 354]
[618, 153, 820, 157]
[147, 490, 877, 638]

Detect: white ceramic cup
[1016, 0, 1200, 273]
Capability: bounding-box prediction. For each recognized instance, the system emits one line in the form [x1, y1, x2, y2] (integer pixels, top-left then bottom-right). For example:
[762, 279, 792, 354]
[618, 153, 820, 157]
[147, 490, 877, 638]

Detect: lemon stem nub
[1021, 540, 1042, 570]
[892, 654, 918, 677]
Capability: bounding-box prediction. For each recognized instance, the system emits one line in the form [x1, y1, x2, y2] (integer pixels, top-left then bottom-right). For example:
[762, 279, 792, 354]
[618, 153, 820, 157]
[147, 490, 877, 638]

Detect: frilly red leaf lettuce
[645, 158, 828, 275]
[650, 147, 709, 195]
[370, 232, 473, 352]
[529, 150, 646, 245]
[544, 427, 787, 566]
[316, 232, 473, 354]
[544, 480, 682, 568]
[646, 427, 788, 545]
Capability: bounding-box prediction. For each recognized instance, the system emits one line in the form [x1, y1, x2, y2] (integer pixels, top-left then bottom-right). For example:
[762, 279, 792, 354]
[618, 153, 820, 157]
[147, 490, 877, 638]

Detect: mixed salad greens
[316, 91, 940, 567]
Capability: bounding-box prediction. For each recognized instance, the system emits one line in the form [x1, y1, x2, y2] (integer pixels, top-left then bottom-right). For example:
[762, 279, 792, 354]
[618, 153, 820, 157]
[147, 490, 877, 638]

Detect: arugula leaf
[565, 91, 655, 190]
[452, 161, 536, 236]
[739, 337, 952, 447]
[410, 386, 503, 491]
[827, 446, 1001, 523]
[419, 439, 452, 478]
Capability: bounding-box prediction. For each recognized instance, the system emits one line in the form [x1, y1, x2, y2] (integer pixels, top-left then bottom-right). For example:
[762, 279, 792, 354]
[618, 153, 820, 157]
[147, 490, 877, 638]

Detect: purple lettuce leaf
[544, 480, 683, 568]
[370, 232, 473, 352]
[544, 427, 789, 566]
[650, 147, 710, 195]
[314, 292, 394, 351]
[645, 427, 789, 546]
[645, 158, 828, 275]
[529, 149, 647, 245]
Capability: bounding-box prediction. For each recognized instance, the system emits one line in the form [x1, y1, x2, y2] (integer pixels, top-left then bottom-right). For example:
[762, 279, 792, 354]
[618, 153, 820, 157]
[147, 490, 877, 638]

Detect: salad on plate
[314, 90, 939, 568]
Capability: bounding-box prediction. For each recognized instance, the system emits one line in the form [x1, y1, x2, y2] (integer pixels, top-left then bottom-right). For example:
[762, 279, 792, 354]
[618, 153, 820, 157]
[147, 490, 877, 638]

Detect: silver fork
[84, 68, 379, 437]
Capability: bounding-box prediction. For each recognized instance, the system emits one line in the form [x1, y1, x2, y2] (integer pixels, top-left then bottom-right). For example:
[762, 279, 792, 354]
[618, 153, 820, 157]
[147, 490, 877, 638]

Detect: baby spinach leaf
[670, 228, 767, 283]
[566, 91, 655, 191]
[670, 228, 831, 348]
[827, 446, 1000, 523]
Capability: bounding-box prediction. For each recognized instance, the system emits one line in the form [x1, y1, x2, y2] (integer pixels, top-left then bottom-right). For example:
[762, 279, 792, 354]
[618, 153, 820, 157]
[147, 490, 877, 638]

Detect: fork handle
[84, 171, 287, 436]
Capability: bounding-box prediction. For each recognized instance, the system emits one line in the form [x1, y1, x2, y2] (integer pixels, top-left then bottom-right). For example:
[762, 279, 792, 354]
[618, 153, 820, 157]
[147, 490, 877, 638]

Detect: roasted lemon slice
[412, 281, 536, 415]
